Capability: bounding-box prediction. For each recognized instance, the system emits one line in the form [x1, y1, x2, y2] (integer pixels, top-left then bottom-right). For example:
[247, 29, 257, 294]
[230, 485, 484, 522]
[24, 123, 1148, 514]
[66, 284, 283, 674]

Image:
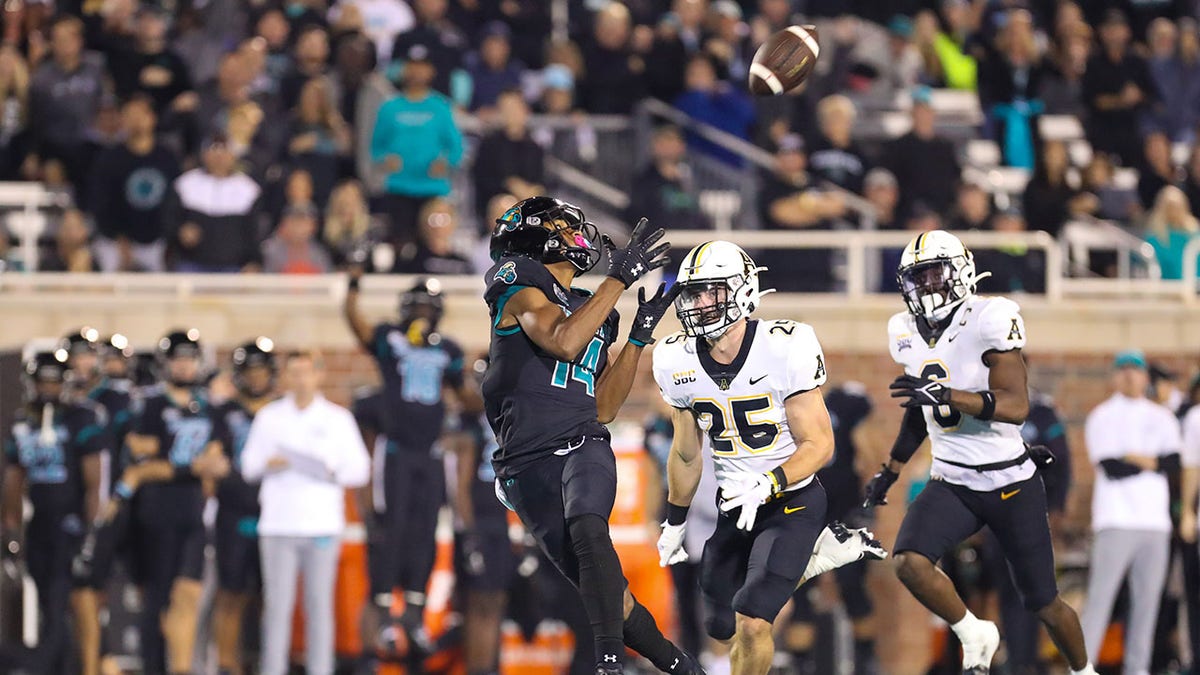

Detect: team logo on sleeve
[554, 285, 570, 304]
[1007, 319, 1022, 341]
[494, 261, 518, 284]
[896, 335, 912, 352]
[814, 354, 826, 379]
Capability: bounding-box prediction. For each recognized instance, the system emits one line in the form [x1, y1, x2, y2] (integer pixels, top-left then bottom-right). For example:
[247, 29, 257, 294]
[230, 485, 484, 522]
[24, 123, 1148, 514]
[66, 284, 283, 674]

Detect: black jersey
[215, 399, 261, 515]
[86, 378, 134, 450]
[819, 383, 872, 520]
[370, 322, 465, 452]
[1021, 391, 1071, 513]
[3, 402, 110, 525]
[481, 255, 619, 476]
[132, 387, 229, 522]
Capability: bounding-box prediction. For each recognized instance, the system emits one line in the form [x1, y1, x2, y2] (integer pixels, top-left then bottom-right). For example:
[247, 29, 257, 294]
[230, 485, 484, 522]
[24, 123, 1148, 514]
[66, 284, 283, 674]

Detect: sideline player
[483, 196, 699, 674]
[212, 338, 278, 675]
[651, 241, 886, 675]
[344, 274, 479, 656]
[863, 230, 1095, 675]
[0, 351, 108, 673]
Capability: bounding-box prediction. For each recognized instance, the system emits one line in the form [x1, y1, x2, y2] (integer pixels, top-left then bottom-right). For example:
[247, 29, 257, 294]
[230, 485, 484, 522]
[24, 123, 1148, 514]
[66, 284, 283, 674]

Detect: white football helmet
[897, 230, 990, 324]
[674, 241, 771, 338]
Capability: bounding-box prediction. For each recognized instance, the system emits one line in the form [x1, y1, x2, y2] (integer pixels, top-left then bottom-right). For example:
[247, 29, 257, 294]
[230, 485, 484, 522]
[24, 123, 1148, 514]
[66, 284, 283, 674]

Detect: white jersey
[652, 319, 827, 492]
[887, 295, 1033, 492]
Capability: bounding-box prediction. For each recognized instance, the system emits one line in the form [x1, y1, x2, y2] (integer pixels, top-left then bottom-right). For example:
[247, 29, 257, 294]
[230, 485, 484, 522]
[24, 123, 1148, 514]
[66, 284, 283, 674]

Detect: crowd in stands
[0, 0, 1199, 286]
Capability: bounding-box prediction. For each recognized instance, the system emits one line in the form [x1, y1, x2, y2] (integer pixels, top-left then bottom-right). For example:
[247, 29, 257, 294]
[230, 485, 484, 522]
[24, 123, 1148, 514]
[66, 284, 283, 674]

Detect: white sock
[950, 609, 982, 640]
[1070, 665, 1096, 675]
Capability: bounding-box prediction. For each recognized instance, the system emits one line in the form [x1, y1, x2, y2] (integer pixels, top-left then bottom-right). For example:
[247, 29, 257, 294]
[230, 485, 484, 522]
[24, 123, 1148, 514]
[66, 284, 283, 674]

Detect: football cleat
[803, 521, 888, 581]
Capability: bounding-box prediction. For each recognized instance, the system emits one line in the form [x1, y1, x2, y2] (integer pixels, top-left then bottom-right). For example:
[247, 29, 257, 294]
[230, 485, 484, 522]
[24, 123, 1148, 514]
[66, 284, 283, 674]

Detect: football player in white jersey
[863, 230, 1095, 675]
[652, 241, 886, 675]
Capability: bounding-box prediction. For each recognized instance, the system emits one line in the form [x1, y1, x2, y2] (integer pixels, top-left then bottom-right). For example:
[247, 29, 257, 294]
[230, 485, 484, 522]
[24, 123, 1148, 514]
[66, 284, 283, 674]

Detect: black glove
[890, 374, 952, 408]
[603, 217, 670, 288]
[1026, 443, 1055, 468]
[629, 283, 681, 346]
[862, 464, 900, 509]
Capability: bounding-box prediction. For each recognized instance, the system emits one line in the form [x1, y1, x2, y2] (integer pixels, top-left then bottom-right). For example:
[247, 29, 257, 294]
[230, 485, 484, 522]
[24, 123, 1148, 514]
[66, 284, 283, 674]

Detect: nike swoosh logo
[1001, 489, 1021, 500]
[784, 505, 806, 514]
[749, 375, 768, 385]
[947, 333, 958, 342]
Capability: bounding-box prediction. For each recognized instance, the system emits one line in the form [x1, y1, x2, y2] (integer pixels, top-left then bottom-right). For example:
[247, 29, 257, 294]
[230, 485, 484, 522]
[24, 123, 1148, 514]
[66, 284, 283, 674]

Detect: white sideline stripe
[786, 25, 820, 60]
[749, 62, 783, 94]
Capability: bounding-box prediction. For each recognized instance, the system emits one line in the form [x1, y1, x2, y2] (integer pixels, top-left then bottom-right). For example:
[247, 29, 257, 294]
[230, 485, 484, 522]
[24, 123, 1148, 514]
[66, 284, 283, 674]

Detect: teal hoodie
[370, 91, 464, 197]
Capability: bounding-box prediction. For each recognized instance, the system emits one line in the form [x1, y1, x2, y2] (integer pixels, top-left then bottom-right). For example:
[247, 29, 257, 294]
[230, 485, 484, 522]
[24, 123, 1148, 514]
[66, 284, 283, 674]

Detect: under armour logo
[631, 263, 644, 275]
[641, 316, 653, 327]
[604, 655, 618, 663]
[670, 657, 680, 670]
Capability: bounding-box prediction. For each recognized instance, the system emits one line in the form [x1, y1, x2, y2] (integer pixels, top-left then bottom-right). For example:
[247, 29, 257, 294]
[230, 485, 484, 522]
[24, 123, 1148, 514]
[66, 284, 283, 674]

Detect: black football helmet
[158, 329, 204, 386]
[489, 196, 601, 273]
[59, 327, 100, 357]
[232, 337, 277, 398]
[24, 350, 68, 405]
[399, 277, 445, 332]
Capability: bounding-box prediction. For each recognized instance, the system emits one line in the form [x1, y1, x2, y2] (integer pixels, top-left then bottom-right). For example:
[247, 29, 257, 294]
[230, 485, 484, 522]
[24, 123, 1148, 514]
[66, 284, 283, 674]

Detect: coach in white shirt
[1081, 350, 1182, 675]
[241, 350, 371, 675]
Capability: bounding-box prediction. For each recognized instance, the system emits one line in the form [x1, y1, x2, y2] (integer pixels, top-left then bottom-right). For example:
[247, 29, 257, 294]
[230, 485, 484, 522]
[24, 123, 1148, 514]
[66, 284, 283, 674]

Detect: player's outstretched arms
[658, 406, 703, 567]
[863, 406, 928, 509]
[595, 284, 680, 422]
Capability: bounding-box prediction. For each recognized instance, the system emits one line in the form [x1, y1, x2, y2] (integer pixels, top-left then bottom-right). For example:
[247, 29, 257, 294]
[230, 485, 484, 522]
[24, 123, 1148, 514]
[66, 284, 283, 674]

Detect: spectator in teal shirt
[1145, 185, 1200, 280]
[370, 43, 463, 242]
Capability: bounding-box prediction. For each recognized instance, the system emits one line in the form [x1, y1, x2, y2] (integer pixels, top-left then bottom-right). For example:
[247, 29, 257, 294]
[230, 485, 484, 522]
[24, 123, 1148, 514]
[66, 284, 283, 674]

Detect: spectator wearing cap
[471, 89, 544, 229]
[262, 204, 333, 274]
[393, 197, 472, 275]
[1083, 9, 1158, 167]
[88, 94, 180, 272]
[27, 15, 110, 190]
[464, 21, 525, 115]
[973, 207, 1046, 294]
[673, 53, 754, 167]
[370, 42, 463, 242]
[883, 86, 960, 215]
[1082, 349, 1182, 675]
[166, 132, 265, 273]
[946, 180, 994, 231]
[580, 2, 646, 114]
[390, 0, 468, 100]
[627, 124, 706, 233]
[758, 134, 846, 291]
[861, 168, 900, 230]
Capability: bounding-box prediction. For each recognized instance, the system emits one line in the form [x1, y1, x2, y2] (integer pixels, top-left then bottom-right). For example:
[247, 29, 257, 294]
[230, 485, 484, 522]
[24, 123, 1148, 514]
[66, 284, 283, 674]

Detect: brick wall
[313, 347, 1197, 674]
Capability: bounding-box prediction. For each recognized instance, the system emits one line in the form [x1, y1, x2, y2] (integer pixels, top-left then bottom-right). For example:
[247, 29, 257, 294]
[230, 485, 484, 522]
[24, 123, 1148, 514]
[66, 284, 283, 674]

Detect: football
[748, 24, 821, 96]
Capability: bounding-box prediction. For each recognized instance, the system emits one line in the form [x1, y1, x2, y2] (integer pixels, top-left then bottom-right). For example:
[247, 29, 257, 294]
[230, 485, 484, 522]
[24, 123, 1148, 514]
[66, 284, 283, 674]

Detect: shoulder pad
[484, 256, 562, 306]
[976, 296, 1026, 352]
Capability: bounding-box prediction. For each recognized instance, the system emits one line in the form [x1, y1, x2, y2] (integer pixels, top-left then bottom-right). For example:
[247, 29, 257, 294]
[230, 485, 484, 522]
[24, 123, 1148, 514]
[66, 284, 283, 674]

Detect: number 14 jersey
[652, 319, 827, 492]
[887, 295, 1032, 492]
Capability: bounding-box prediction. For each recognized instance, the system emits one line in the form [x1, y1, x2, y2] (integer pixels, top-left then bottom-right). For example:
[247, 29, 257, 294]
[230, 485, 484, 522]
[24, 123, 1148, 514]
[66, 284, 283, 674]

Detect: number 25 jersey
[887, 295, 1033, 491]
[651, 319, 827, 492]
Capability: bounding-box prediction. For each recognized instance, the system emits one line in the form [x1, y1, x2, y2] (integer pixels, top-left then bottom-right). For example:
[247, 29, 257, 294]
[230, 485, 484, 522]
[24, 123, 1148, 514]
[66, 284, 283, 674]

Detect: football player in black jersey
[125, 329, 231, 675]
[0, 351, 109, 673]
[212, 338, 278, 675]
[344, 274, 482, 658]
[58, 328, 137, 675]
[482, 196, 699, 675]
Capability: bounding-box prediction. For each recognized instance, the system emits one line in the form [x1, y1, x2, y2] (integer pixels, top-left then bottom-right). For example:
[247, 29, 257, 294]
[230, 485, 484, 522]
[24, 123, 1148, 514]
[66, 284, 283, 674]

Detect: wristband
[628, 338, 648, 347]
[114, 480, 134, 500]
[977, 391, 996, 421]
[348, 276, 360, 292]
[768, 466, 788, 494]
[666, 502, 689, 526]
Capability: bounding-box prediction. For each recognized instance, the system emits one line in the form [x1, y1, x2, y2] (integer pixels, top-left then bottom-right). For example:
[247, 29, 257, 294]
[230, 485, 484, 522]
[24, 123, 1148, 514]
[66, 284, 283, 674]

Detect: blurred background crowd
[0, 0, 1197, 289]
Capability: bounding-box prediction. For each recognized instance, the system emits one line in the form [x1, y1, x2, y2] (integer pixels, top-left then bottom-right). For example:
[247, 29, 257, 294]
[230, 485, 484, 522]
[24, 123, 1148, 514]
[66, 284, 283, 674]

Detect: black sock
[401, 592, 426, 627]
[568, 514, 625, 668]
[623, 599, 686, 671]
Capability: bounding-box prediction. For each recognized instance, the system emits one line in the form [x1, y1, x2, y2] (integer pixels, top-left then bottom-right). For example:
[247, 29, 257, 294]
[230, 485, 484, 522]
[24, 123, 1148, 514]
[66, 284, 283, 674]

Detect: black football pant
[368, 444, 445, 603]
[0, 516, 81, 674]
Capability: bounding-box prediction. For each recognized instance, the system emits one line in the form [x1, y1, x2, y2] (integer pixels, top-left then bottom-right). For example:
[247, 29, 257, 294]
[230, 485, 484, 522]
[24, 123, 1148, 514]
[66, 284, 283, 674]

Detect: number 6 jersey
[651, 319, 827, 492]
[887, 295, 1032, 491]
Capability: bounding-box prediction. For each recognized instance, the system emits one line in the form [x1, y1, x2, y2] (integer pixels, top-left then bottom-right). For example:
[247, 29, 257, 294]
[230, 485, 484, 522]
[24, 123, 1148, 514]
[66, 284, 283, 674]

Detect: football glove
[603, 217, 671, 288]
[862, 463, 900, 509]
[803, 521, 888, 580]
[657, 521, 688, 567]
[629, 283, 681, 346]
[719, 473, 781, 531]
[889, 374, 951, 408]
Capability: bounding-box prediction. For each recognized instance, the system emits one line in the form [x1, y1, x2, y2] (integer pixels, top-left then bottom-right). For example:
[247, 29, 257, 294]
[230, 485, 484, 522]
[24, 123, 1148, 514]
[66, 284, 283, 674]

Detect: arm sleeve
[890, 406, 929, 463]
[1099, 458, 1143, 479]
[784, 324, 827, 398]
[239, 409, 272, 483]
[978, 297, 1026, 354]
[334, 409, 371, 488]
